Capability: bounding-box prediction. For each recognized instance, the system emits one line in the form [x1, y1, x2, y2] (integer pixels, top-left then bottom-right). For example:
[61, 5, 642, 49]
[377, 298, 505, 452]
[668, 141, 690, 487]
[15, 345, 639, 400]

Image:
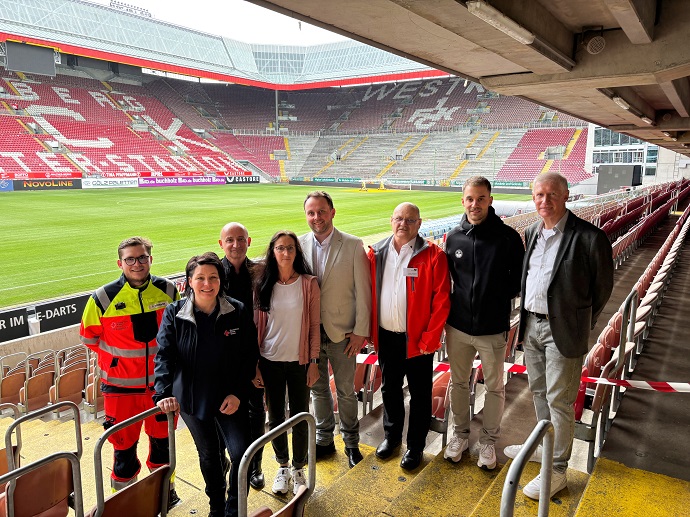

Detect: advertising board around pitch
[0, 308, 29, 343]
[34, 294, 91, 333]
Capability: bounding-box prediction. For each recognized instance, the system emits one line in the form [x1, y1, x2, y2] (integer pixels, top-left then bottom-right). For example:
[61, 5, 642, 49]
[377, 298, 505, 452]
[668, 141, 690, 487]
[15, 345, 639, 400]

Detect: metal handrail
[4, 401, 83, 517]
[0, 403, 20, 470]
[501, 419, 555, 517]
[92, 407, 176, 517]
[238, 412, 316, 517]
[622, 289, 639, 357]
[5, 401, 82, 471]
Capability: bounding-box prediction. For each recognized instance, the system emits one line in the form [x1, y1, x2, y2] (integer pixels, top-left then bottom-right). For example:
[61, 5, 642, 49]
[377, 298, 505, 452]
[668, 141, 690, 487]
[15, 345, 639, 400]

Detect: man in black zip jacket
[443, 176, 524, 470]
[219, 222, 266, 490]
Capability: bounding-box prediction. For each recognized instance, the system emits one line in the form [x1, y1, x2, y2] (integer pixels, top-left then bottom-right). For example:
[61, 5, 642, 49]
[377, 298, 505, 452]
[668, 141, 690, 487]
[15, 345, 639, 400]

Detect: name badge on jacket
[403, 268, 418, 278]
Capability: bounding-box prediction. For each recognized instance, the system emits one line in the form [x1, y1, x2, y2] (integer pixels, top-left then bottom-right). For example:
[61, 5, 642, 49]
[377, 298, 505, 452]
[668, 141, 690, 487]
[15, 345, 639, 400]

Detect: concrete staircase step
[574, 458, 690, 517]
[172, 431, 368, 516]
[469, 461, 589, 517]
[380, 451, 501, 517]
[305, 447, 431, 517]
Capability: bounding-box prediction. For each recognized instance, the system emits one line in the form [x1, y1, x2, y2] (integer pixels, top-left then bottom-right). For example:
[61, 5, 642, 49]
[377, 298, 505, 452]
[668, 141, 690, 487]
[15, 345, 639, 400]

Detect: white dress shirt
[312, 229, 334, 283]
[379, 238, 415, 332]
[524, 211, 569, 314]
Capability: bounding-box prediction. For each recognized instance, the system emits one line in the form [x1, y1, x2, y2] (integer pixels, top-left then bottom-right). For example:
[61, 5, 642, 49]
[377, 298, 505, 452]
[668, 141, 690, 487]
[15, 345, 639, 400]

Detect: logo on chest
[224, 328, 238, 337]
[455, 249, 463, 259]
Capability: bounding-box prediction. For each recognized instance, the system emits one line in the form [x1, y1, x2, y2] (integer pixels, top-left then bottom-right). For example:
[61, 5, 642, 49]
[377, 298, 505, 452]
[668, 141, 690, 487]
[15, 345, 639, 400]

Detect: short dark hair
[118, 236, 152, 258]
[462, 176, 492, 193]
[304, 190, 334, 209]
[184, 252, 226, 298]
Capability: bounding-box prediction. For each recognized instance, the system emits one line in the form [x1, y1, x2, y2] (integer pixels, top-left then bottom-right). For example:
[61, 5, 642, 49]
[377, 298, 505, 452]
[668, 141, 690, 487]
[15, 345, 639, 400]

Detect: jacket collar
[459, 206, 501, 234]
[371, 234, 428, 257]
[177, 292, 235, 324]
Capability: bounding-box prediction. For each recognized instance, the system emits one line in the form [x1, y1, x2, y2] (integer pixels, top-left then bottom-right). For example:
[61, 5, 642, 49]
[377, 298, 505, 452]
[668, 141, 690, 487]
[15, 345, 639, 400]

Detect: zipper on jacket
[138, 289, 150, 388]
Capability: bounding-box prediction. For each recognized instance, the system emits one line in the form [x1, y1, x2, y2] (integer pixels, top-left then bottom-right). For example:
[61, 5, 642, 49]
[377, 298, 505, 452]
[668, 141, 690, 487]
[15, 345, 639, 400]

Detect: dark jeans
[378, 327, 434, 452]
[182, 410, 250, 517]
[247, 385, 266, 471]
[259, 357, 310, 469]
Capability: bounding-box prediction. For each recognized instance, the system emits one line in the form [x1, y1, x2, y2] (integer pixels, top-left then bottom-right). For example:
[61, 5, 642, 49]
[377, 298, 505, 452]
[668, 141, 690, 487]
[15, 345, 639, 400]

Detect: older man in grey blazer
[300, 191, 372, 468]
[505, 172, 613, 500]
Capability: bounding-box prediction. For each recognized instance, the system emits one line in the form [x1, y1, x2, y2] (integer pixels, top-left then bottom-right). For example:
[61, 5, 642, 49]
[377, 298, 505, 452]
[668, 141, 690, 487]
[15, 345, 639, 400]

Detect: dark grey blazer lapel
[549, 212, 576, 288]
[522, 224, 540, 281]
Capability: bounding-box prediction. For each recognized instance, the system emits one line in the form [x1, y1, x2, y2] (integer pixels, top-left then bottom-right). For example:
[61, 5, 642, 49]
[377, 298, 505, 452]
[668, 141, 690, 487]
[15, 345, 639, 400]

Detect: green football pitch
[0, 184, 531, 308]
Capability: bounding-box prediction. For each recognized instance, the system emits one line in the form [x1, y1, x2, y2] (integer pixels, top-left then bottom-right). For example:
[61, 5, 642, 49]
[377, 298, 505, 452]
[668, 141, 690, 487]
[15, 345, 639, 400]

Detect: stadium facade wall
[0, 325, 80, 365]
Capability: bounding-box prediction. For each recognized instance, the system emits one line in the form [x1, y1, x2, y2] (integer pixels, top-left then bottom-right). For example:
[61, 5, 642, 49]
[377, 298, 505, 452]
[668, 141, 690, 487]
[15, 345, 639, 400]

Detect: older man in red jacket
[368, 202, 451, 471]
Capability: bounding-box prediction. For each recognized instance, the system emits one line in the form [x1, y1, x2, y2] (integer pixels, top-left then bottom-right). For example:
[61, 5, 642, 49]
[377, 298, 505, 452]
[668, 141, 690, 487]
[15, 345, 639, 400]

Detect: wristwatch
[310, 358, 320, 364]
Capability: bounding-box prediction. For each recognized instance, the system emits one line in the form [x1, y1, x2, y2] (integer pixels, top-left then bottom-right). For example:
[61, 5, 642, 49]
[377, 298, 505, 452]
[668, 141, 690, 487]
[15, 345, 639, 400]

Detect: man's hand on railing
[156, 397, 180, 415]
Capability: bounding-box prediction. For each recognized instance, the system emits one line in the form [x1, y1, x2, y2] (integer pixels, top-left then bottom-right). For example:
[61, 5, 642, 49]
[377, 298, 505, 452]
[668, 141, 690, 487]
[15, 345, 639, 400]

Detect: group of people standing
[80, 171, 613, 516]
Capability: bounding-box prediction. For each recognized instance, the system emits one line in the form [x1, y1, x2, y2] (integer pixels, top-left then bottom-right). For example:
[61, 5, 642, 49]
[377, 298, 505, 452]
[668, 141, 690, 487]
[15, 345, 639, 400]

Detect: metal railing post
[501, 419, 554, 517]
[92, 407, 175, 517]
[238, 412, 316, 517]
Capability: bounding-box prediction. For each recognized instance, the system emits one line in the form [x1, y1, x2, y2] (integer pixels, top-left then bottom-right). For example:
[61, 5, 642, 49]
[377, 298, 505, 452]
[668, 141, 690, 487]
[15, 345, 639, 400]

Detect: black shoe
[315, 442, 336, 460]
[249, 469, 265, 490]
[167, 488, 181, 510]
[344, 447, 363, 468]
[400, 450, 423, 471]
[375, 439, 401, 460]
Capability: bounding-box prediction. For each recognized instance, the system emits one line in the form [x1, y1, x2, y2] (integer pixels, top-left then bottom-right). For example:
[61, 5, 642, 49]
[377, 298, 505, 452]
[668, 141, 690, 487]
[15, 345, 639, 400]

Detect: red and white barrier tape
[356, 354, 690, 393]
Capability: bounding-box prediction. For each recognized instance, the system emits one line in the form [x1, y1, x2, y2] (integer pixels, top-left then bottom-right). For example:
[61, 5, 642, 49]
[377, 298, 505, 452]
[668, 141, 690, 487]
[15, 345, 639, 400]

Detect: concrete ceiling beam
[603, 0, 656, 44]
[658, 78, 690, 117]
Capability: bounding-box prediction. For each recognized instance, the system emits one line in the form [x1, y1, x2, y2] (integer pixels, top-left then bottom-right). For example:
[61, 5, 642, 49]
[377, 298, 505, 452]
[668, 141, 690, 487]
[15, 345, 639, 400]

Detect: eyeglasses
[122, 255, 150, 266]
[274, 245, 296, 253]
[391, 217, 419, 225]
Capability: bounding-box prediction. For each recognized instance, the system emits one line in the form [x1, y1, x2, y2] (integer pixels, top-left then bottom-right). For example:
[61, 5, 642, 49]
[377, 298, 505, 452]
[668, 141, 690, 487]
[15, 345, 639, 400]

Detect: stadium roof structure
[0, 0, 442, 89]
[245, 0, 690, 158]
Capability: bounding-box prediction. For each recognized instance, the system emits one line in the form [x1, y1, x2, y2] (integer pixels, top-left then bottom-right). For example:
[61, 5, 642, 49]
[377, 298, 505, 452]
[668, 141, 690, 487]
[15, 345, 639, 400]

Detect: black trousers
[378, 327, 433, 452]
[182, 410, 250, 517]
[259, 357, 310, 469]
[247, 385, 266, 470]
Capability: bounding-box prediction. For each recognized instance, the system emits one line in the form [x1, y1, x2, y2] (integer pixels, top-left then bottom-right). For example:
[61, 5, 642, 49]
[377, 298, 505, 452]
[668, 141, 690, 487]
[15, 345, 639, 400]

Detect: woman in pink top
[253, 230, 320, 497]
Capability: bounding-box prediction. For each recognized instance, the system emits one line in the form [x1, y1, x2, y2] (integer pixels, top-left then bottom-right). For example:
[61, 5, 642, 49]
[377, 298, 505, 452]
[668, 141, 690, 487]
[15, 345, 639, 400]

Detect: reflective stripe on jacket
[80, 274, 179, 391]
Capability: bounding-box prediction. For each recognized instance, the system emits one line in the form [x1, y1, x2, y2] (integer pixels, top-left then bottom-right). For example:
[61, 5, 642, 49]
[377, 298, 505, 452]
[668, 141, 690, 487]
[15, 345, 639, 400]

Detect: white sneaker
[272, 467, 291, 495]
[504, 444, 543, 463]
[443, 435, 469, 463]
[477, 443, 497, 470]
[291, 467, 306, 495]
[522, 470, 567, 500]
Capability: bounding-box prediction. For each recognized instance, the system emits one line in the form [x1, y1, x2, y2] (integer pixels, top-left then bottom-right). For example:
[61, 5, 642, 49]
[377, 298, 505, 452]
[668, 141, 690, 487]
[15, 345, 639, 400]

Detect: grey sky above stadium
[90, 0, 348, 45]
[1, 0, 436, 87]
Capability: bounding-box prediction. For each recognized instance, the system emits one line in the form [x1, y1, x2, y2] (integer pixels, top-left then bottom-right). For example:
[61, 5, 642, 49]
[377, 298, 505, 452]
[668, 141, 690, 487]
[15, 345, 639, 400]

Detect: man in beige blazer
[300, 191, 372, 468]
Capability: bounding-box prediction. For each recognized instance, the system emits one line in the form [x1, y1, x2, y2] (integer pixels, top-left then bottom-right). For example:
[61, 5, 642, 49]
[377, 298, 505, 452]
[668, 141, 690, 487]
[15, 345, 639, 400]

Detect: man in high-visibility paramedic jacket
[80, 236, 180, 500]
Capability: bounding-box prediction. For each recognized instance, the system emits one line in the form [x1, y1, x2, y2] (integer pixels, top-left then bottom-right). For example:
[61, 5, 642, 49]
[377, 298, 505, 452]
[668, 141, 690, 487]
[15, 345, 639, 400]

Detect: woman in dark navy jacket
[154, 252, 259, 517]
